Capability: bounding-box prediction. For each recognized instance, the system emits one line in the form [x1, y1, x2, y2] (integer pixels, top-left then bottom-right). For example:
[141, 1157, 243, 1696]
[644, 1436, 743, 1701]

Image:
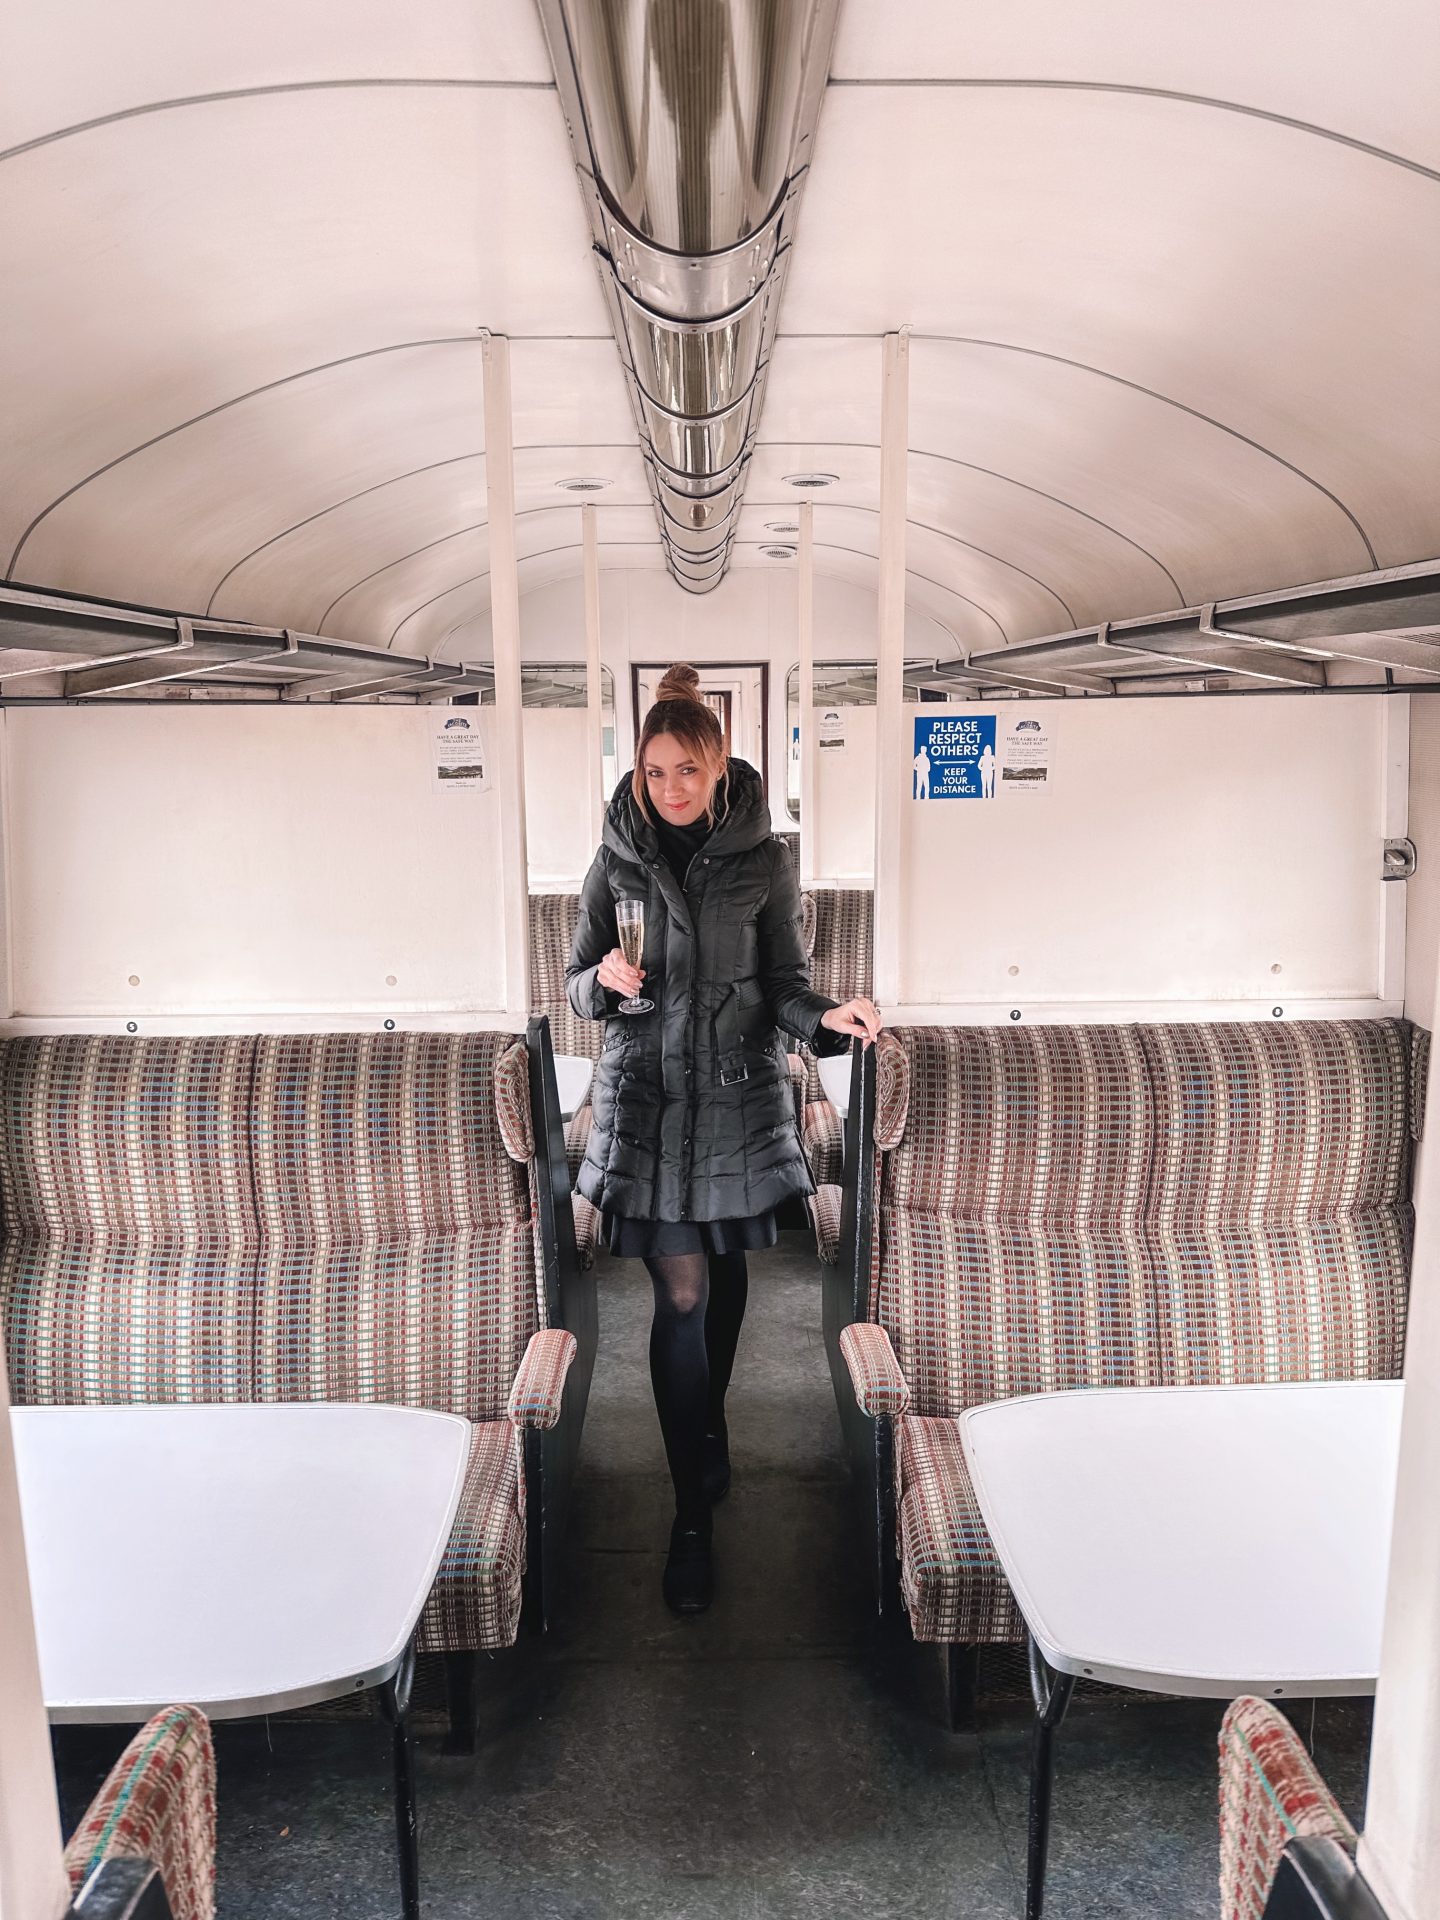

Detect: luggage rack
[913, 558, 1440, 700]
[0, 583, 495, 703]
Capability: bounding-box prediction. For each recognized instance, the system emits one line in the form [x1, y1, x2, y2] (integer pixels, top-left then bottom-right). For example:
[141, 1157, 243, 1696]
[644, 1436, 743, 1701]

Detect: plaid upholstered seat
[0, 1029, 574, 1661]
[65, 1703, 216, 1920]
[798, 889, 872, 1191]
[837, 1019, 1418, 1651]
[1217, 1697, 1356, 1919]
[530, 893, 607, 1261]
[0, 1036, 259, 1406]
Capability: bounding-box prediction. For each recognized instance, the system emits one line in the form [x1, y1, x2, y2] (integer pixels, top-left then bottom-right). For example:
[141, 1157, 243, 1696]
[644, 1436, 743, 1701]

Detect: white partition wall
[890, 692, 1405, 1020]
[811, 704, 877, 883]
[0, 706, 513, 1028]
[525, 706, 600, 889]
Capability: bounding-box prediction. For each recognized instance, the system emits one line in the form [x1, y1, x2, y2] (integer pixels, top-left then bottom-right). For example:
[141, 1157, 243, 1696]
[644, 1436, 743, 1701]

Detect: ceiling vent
[783, 472, 839, 489]
[538, 1, 840, 592]
[761, 545, 797, 559]
[554, 476, 613, 493]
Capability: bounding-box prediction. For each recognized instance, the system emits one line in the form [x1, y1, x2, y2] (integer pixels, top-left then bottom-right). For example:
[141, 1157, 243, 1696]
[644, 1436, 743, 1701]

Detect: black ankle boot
[662, 1511, 714, 1615]
[701, 1429, 732, 1504]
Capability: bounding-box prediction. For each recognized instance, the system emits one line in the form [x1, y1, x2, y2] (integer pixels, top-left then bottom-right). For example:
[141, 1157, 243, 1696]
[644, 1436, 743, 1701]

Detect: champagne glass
[615, 898, 655, 1015]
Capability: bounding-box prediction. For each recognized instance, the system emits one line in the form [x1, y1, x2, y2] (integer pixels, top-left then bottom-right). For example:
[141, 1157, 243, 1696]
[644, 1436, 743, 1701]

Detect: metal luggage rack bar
[0, 584, 495, 703]
[920, 560, 1440, 700]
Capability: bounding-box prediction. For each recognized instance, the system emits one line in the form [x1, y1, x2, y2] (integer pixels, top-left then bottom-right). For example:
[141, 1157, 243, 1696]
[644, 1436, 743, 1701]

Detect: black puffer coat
[566, 760, 846, 1222]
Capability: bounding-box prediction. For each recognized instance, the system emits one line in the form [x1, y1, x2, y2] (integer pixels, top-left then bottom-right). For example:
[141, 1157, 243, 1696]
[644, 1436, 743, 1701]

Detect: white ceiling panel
[213, 445, 651, 636]
[3, 0, 554, 155]
[784, 88, 1440, 576]
[0, 88, 608, 578]
[831, 0, 1440, 173]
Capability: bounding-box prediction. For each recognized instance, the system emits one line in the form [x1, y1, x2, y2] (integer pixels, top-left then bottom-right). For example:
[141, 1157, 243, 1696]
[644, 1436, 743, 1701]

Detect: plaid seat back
[252, 1032, 538, 1422]
[1143, 1021, 1412, 1383]
[875, 1026, 1155, 1416]
[529, 893, 603, 1062]
[0, 1036, 259, 1405]
[803, 888, 874, 1102]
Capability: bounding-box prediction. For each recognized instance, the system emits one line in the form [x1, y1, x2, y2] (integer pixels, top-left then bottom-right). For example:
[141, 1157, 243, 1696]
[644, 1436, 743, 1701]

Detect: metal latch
[1383, 838, 1417, 882]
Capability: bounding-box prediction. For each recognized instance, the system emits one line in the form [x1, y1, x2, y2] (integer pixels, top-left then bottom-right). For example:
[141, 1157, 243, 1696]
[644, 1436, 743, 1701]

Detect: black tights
[645, 1251, 749, 1523]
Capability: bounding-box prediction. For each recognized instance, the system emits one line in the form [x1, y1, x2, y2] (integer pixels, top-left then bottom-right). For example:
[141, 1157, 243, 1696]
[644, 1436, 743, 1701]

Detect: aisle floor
[55, 1231, 1371, 1917]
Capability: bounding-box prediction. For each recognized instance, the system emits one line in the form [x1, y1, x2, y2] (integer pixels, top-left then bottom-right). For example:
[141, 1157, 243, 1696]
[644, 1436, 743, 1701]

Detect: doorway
[632, 663, 770, 795]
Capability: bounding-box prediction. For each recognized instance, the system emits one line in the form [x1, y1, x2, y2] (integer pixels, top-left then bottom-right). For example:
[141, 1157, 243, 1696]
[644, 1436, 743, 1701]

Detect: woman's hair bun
[656, 662, 702, 705]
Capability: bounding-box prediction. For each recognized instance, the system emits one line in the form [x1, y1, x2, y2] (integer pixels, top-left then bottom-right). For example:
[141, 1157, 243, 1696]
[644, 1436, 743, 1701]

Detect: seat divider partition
[525, 1015, 598, 1632]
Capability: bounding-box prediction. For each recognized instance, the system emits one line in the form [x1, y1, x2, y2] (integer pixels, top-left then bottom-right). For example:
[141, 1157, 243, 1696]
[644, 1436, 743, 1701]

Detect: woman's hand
[596, 947, 646, 999]
[820, 997, 884, 1049]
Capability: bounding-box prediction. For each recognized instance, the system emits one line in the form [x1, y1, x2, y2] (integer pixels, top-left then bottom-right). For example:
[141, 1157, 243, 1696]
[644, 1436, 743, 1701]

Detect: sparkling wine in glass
[615, 898, 654, 1015]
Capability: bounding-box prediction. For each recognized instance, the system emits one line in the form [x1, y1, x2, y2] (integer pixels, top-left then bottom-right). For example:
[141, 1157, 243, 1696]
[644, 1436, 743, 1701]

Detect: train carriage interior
[3, 3, 1439, 1918]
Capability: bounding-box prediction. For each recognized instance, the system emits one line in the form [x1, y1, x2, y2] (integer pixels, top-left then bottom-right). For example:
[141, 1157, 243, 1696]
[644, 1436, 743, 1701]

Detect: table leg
[1025, 1634, 1076, 1920]
[378, 1639, 420, 1920]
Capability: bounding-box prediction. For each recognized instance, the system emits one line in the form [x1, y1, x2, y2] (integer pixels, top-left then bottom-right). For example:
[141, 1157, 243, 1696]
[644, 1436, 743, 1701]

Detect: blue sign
[913, 713, 996, 800]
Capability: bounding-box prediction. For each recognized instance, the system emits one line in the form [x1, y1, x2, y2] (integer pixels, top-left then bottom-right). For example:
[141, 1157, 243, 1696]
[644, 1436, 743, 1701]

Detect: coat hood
[602, 758, 773, 865]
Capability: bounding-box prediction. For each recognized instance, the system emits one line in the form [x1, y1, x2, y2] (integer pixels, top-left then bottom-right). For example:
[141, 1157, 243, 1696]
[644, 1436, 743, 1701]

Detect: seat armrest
[838, 1322, 911, 1417]
[507, 1329, 579, 1431]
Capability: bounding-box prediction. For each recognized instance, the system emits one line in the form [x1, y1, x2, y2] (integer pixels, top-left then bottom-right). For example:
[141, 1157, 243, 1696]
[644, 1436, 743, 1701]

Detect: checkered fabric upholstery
[565, 1106, 594, 1181]
[417, 1418, 526, 1654]
[572, 1192, 601, 1270]
[796, 888, 873, 1185]
[1143, 1022, 1412, 1384]
[897, 1418, 1022, 1644]
[809, 1184, 842, 1266]
[252, 1032, 538, 1424]
[0, 1030, 551, 1658]
[803, 1099, 846, 1189]
[0, 1036, 259, 1405]
[1218, 1696, 1356, 1920]
[865, 1020, 1415, 1646]
[529, 893, 605, 1064]
[65, 1704, 216, 1920]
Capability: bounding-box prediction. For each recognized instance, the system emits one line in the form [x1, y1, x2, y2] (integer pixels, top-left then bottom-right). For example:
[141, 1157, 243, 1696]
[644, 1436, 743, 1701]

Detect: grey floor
[55, 1231, 1372, 1917]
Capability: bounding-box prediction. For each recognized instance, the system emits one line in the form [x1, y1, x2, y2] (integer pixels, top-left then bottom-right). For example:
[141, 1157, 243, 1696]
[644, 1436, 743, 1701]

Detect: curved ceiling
[2, 0, 1436, 667]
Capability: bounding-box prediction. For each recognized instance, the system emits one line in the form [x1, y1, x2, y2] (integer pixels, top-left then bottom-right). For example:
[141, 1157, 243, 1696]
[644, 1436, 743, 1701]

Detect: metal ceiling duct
[537, 0, 839, 592]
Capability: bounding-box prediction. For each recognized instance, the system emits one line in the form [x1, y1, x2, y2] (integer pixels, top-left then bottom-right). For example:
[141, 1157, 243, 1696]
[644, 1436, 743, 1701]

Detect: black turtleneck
[653, 812, 712, 887]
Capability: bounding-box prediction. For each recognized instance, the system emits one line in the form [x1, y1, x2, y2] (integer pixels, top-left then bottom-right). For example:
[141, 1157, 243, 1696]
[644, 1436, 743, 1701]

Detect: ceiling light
[554, 476, 613, 493]
[765, 520, 801, 535]
[761, 544, 797, 560]
[782, 472, 838, 489]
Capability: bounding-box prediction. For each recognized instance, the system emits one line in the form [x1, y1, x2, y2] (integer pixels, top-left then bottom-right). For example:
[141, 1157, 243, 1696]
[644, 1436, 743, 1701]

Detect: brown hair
[631, 663, 729, 825]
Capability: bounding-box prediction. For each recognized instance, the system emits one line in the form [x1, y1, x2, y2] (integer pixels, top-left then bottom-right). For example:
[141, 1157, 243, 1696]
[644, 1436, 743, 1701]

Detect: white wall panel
[812, 705, 876, 884]
[898, 695, 1395, 1014]
[524, 708, 598, 891]
[1404, 698, 1440, 1030]
[4, 707, 506, 1021]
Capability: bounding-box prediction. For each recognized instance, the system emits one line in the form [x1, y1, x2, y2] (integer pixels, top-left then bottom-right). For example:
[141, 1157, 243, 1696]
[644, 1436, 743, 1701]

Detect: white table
[958, 1379, 1401, 1918]
[817, 1051, 852, 1119]
[18, 1403, 469, 1918]
[553, 1053, 594, 1120]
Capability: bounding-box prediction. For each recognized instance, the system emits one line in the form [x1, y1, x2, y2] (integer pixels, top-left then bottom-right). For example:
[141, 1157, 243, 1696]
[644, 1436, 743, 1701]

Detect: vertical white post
[872, 330, 909, 1007]
[0, 1334, 70, 1920]
[798, 501, 816, 888]
[1361, 960, 1440, 1918]
[481, 333, 530, 1022]
[582, 503, 605, 850]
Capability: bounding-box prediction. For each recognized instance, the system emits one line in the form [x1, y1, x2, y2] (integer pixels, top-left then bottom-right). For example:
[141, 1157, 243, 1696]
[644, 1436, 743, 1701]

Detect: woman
[566, 664, 883, 1615]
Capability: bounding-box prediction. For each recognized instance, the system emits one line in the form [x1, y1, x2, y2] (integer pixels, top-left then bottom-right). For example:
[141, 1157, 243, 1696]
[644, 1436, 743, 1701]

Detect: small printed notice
[433, 713, 489, 793]
[912, 713, 996, 800]
[817, 707, 847, 752]
[997, 714, 1052, 795]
